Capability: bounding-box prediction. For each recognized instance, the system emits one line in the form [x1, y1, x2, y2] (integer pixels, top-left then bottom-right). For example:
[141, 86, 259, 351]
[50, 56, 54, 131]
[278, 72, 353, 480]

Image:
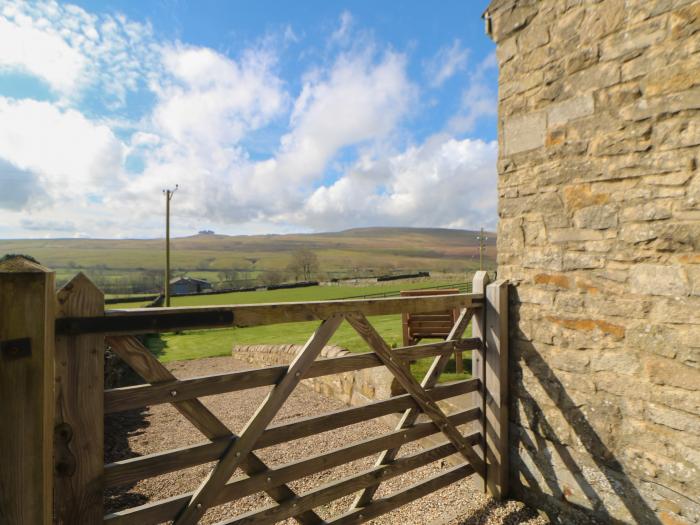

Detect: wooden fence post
[472, 273, 509, 499]
[471, 271, 489, 492]
[484, 280, 509, 499]
[0, 256, 55, 525]
[54, 273, 105, 524]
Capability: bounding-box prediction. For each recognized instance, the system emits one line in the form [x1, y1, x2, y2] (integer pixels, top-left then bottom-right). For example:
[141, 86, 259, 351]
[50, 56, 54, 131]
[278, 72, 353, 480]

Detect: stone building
[483, 1, 699, 523]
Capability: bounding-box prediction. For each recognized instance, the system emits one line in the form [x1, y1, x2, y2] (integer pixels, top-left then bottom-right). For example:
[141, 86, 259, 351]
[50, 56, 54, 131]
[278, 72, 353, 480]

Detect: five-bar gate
[0, 257, 508, 525]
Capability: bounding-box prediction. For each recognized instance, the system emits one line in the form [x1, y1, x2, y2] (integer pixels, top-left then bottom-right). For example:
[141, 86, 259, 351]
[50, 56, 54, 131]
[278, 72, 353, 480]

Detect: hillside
[0, 227, 497, 289]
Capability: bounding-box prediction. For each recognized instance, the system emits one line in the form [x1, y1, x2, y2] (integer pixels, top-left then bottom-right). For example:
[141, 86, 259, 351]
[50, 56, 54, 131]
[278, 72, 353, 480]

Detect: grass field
[2, 226, 490, 383]
[141, 279, 473, 383]
[1, 227, 496, 290]
[105, 279, 465, 309]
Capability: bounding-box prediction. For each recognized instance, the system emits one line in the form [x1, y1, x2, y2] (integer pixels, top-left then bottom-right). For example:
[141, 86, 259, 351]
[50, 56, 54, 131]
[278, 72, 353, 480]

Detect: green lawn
[106, 280, 461, 310]
[147, 314, 472, 383]
[169, 281, 459, 307]
[126, 278, 473, 383]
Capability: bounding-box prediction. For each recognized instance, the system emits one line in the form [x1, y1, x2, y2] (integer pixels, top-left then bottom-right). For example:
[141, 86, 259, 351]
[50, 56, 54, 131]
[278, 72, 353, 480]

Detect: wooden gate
[0, 258, 508, 525]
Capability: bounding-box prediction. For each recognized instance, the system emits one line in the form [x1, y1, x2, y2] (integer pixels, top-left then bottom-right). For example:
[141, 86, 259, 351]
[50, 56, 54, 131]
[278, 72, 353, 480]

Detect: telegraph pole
[477, 227, 488, 271]
[163, 185, 178, 307]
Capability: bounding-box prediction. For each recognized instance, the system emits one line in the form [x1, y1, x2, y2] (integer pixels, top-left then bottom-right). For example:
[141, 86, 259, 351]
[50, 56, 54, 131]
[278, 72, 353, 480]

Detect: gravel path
[105, 356, 546, 525]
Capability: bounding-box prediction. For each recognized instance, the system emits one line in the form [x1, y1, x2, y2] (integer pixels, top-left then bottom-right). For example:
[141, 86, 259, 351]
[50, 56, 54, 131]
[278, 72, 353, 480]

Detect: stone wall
[231, 344, 400, 408]
[485, 1, 700, 523]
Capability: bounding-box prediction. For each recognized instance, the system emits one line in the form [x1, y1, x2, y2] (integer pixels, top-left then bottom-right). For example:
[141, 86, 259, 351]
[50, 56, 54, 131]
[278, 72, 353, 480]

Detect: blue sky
[0, 0, 498, 238]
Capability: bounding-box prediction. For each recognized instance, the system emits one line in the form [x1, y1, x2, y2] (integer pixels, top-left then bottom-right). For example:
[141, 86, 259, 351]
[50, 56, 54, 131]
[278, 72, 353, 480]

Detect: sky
[0, 0, 498, 239]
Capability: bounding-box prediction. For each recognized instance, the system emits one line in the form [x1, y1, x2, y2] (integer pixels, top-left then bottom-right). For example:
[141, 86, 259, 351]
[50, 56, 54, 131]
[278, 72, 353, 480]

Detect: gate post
[54, 273, 105, 524]
[484, 280, 509, 500]
[0, 256, 55, 525]
[472, 273, 509, 499]
[471, 271, 490, 492]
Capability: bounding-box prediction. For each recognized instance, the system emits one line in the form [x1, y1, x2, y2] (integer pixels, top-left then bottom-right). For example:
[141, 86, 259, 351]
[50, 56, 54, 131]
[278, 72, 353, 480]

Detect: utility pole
[476, 227, 488, 271]
[163, 185, 178, 307]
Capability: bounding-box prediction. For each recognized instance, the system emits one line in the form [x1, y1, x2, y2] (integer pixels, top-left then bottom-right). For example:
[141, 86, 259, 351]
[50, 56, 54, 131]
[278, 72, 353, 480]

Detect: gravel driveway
[105, 356, 546, 525]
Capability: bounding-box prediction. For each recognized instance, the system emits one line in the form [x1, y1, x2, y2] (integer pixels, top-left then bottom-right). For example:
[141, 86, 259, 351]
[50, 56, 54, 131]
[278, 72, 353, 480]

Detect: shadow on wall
[510, 297, 662, 524]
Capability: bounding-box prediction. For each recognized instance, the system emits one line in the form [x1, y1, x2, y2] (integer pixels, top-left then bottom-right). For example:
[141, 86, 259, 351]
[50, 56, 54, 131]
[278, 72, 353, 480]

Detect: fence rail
[0, 257, 508, 525]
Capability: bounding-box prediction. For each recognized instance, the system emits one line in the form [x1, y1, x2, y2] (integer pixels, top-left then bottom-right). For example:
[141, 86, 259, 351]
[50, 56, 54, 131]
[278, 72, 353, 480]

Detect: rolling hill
[0, 227, 497, 289]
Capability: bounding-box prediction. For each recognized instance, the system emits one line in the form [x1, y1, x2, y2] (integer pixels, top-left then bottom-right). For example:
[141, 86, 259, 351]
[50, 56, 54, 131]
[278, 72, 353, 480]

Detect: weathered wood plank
[107, 335, 230, 439]
[345, 314, 485, 474]
[54, 273, 104, 525]
[57, 293, 483, 335]
[471, 271, 490, 493]
[349, 307, 475, 509]
[104, 380, 479, 488]
[103, 411, 481, 525]
[106, 336, 323, 525]
[0, 257, 55, 525]
[174, 316, 344, 525]
[219, 437, 479, 525]
[329, 463, 475, 525]
[484, 279, 509, 500]
[104, 338, 482, 413]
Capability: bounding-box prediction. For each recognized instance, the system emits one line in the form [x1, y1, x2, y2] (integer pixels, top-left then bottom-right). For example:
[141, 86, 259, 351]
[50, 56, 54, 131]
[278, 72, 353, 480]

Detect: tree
[218, 268, 238, 284]
[287, 248, 320, 281]
[261, 269, 284, 286]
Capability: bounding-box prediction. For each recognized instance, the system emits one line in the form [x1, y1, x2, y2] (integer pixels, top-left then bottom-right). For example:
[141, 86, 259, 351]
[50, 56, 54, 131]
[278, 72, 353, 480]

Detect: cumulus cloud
[0, 97, 126, 204]
[0, 97, 125, 196]
[253, 49, 414, 195]
[298, 135, 498, 230]
[153, 45, 287, 147]
[0, 159, 45, 211]
[0, 3, 498, 238]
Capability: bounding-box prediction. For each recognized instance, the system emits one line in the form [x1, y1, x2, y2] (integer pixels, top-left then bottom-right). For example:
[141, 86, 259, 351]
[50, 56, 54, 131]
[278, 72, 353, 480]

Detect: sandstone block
[562, 252, 606, 270]
[644, 355, 699, 391]
[566, 46, 599, 75]
[549, 228, 605, 242]
[621, 88, 700, 121]
[548, 94, 595, 126]
[629, 264, 690, 297]
[573, 204, 618, 230]
[504, 111, 547, 155]
[600, 17, 667, 61]
[563, 184, 610, 210]
[620, 201, 673, 222]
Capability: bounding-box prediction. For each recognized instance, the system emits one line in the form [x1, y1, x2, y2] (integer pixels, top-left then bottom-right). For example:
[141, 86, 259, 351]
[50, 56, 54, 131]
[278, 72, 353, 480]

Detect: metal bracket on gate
[1, 337, 31, 360]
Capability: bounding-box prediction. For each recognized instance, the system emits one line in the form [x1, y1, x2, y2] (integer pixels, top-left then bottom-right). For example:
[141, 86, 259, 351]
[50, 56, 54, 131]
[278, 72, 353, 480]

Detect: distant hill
[0, 227, 497, 287]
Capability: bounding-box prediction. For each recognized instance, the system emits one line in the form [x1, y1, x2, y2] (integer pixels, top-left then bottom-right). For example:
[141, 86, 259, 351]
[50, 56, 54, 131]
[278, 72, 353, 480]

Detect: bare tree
[287, 249, 320, 281]
[261, 269, 284, 286]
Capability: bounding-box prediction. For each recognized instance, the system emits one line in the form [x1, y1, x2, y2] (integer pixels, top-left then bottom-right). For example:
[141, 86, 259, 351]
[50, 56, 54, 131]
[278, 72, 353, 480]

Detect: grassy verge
[146, 315, 472, 383]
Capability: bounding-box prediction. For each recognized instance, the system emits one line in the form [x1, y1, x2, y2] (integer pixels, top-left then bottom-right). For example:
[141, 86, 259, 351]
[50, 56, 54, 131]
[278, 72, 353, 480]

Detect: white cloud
[266, 49, 414, 187]
[0, 4, 498, 238]
[152, 45, 287, 147]
[0, 97, 126, 199]
[299, 135, 498, 230]
[330, 11, 354, 46]
[0, 0, 157, 105]
[0, 15, 86, 94]
[426, 39, 470, 88]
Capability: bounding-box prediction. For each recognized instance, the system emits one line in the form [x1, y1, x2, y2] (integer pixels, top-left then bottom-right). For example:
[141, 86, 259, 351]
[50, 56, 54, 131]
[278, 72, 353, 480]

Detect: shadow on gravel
[446, 497, 543, 525]
[103, 340, 152, 513]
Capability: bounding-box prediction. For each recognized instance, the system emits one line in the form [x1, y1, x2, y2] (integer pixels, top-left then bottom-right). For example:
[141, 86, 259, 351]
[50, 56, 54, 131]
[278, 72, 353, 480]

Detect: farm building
[169, 276, 212, 295]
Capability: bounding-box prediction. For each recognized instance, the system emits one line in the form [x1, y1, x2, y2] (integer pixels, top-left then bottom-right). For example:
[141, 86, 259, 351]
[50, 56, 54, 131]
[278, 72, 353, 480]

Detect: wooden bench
[401, 289, 464, 372]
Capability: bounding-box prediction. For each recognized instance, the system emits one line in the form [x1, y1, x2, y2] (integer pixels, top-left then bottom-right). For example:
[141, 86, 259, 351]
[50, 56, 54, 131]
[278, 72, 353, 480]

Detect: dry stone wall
[485, 1, 700, 523]
[231, 344, 400, 408]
